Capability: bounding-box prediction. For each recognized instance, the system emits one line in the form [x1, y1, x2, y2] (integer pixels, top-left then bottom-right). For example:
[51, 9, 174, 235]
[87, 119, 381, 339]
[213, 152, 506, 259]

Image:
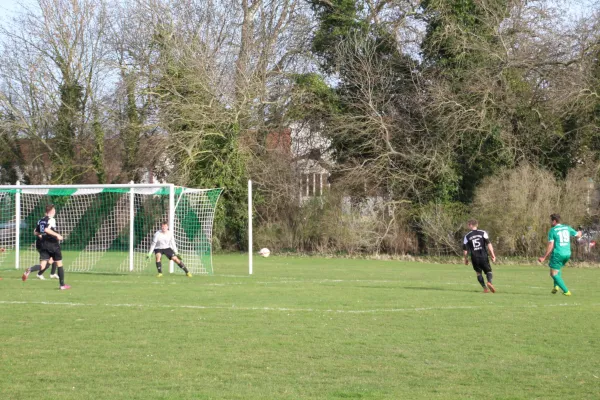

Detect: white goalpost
[248, 179, 253, 275]
[0, 183, 222, 275]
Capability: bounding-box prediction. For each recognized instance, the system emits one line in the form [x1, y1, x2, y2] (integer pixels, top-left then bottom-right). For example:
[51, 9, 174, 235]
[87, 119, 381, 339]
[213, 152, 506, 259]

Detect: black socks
[58, 267, 65, 286]
[477, 274, 485, 288]
[486, 272, 493, 284]
[156, 262, 162, 273]
[51, 262, 58, 275]
[178, 261, 189, 274]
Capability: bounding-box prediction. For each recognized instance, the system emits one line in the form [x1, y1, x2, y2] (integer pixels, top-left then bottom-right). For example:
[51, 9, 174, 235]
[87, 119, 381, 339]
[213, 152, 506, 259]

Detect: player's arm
[147, 232, 159, 258]
[462, 236, 469, 265]
[538, 240, 554, 263]
[487, 243, 496, 262]
[170, 233, 178, 255]
[44, 218, 63, 241]
[571, 226, 582, 239]
[33, 228, 41, 238]
[483, 232, 496, 262]
[44, 226, 63, 241]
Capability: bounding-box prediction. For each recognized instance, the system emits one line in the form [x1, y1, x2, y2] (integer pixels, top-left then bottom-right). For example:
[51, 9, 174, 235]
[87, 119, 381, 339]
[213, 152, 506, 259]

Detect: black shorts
[39, 241, 62, 262]
[472, 257, 491, 274]
[154, 248, 176, 260]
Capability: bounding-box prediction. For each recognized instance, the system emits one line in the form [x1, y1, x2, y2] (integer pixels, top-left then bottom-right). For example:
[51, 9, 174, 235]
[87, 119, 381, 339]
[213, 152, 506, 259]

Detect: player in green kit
[538, 214, 581, 296]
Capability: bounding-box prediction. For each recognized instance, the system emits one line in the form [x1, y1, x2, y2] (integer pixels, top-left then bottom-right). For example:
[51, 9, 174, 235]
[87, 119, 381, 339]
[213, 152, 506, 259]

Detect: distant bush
[473, 164, 594, 256]
[254, 190, 418, 256]
[416, 202, 469, 256]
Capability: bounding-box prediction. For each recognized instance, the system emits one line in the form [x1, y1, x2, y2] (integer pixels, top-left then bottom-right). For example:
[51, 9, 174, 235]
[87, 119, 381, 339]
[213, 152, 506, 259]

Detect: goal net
[0, 184, 222, 275]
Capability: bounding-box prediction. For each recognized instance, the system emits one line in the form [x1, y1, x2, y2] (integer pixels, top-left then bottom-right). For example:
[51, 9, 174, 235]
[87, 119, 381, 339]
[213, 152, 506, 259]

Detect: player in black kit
[463, 219, 497, 293]
[22, 204, 70, 290]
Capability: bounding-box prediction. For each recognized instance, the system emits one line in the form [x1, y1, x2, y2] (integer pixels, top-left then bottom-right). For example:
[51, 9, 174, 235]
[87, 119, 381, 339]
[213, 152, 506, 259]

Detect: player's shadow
[402, 286, 483, 293]
[357, 285, 478, 293]
[358, 284, 556, 296]
[405, 286, 554, 296]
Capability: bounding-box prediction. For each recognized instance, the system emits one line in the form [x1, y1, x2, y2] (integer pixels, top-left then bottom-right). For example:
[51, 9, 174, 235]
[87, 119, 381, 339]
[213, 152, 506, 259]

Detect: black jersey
[463, 229, 490, 259]
[36, 216, 59, 244]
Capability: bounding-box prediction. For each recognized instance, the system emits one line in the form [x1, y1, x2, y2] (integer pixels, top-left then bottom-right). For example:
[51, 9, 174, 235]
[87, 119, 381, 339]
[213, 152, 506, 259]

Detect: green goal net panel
[0, 185, 222, 275]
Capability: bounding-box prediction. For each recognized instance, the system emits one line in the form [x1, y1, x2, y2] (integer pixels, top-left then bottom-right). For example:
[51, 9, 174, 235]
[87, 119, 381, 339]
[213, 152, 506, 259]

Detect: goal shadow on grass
[68, 271, 130, 277]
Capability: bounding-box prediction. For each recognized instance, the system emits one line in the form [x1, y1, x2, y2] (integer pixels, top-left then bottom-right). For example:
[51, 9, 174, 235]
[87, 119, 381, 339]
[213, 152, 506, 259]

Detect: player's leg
[155, 251, 163, 276]
[36, 256, 54, 279]
[36, 263, 48, 279]
[556, 269, 571, 296]
[23, 261, 46, 281]
[550, 268, 559, 294]
[169, 250, 191, 277]
[482, 259, 495, 293]
[549, 256, 569, 295]
[52, 249, 70, 290]
[549, 269, 566, 293]
[476, 272, 487, 292]
[28, 242, 46, 279]
[473, 262, 487, 292]
[49, 257, 58, 279]
[25, 263, 46, 280]
[23, 250, 49, 281]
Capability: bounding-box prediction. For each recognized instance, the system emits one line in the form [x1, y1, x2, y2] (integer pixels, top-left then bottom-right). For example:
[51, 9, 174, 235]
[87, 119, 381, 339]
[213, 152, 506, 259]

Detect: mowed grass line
[0, 255, 599, 399]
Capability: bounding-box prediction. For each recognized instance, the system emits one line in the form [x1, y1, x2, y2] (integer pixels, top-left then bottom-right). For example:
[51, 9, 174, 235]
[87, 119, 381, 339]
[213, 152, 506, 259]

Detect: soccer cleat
[551, 286, 559, 294]
[59, 285, 71, 290]
[50, 274, 59, 279]
[21, 269, 31, 282]
[36, 274, 46, 280]
[486, 282, 496, 293]
[156, 273, 163, 278]
[563, 291, 572, 296]
[483, 288, 489, 293]
[186, 272, 192, 278]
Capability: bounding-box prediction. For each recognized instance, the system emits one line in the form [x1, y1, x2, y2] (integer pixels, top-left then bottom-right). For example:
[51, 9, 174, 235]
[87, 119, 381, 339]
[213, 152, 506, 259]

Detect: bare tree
[0, 0, 109, 183]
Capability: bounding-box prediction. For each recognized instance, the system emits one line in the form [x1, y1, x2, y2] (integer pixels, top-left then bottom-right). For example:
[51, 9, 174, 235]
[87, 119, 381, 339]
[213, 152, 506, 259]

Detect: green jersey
[548, 224, 578, 257]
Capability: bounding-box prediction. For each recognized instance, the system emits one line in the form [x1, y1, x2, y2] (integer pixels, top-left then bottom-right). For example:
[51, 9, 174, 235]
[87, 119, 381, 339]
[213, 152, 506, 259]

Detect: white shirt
[149, 230, 177, 253]
[47, 217, 57, 230]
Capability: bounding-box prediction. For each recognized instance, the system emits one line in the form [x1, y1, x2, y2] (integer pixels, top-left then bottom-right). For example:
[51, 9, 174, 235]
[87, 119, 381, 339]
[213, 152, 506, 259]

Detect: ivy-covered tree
[53, 80, 83, 183]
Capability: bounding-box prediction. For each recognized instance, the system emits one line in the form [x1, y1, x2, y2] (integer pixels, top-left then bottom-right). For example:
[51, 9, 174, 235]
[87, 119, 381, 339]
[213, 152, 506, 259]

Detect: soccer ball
[259, 248, 271, 258]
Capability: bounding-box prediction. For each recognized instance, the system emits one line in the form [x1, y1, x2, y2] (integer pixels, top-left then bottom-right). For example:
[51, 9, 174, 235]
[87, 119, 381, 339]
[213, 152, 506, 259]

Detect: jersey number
[472, 238, 482, 249]
[558, 230, 570, 245]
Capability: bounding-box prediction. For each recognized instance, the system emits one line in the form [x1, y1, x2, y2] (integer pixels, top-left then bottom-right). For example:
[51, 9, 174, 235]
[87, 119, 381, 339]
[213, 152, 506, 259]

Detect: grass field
[1, 254, 599, 399]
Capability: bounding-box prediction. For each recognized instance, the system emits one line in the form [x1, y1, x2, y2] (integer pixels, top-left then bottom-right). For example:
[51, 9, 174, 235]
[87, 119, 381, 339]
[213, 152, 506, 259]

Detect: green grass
[1, 255, 599, 399]
[0, 250, 210, 274]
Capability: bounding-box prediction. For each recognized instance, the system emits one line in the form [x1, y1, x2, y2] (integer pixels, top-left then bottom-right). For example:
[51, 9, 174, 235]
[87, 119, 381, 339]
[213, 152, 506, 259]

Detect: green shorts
[549, 254, 570, 270]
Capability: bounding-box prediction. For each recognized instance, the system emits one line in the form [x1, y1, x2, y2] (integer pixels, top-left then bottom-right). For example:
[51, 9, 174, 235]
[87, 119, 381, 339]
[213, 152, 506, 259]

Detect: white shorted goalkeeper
[147, 222, 191, 278]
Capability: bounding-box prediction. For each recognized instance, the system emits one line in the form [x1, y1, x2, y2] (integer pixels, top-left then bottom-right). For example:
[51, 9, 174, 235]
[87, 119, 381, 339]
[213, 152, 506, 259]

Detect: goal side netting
[0, 185, 222, 275]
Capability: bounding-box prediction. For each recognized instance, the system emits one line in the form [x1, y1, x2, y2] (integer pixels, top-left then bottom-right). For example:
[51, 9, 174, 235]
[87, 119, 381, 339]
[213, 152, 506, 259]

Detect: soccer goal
[0, 183, 222, 275]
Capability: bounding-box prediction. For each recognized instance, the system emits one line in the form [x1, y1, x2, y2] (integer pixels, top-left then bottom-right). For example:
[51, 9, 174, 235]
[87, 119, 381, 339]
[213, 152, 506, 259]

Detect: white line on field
[62, 278, 560, 291]
[0, 300, 598, 313]
[68, 279, 245, 286]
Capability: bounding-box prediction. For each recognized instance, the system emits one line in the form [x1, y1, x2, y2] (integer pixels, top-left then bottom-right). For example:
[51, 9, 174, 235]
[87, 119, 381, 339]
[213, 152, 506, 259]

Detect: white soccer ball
[259, 248, 271, 258]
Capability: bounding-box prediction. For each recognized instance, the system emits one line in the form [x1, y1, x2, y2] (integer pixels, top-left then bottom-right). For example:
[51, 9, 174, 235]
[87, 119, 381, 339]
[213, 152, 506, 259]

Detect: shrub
[417, 202, 469, 256]
[473, 164, 593, 256]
